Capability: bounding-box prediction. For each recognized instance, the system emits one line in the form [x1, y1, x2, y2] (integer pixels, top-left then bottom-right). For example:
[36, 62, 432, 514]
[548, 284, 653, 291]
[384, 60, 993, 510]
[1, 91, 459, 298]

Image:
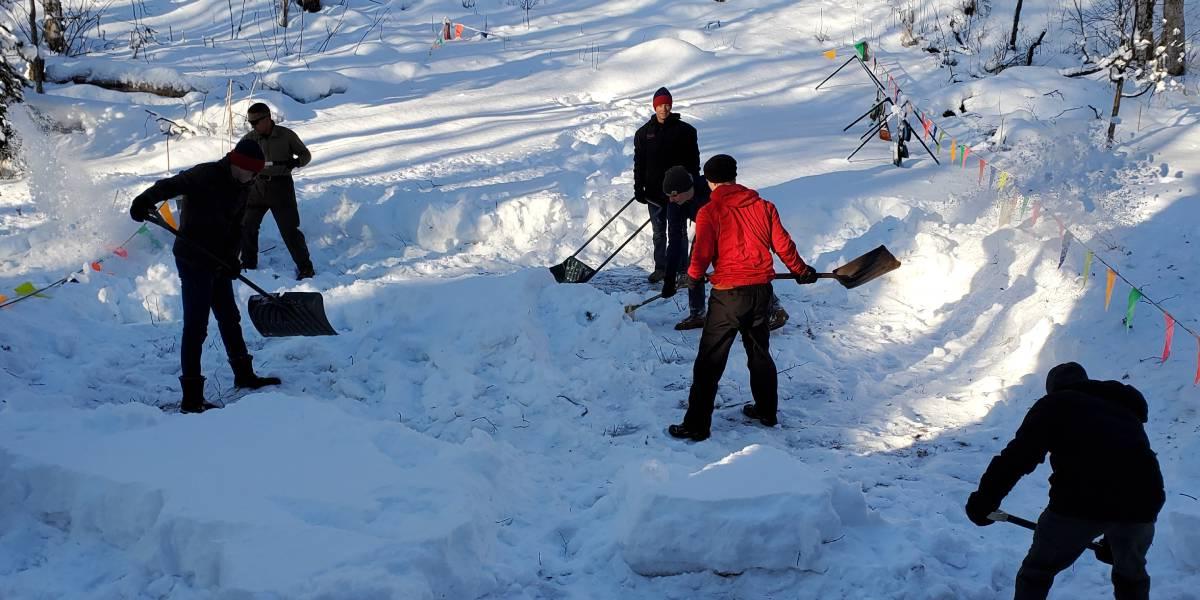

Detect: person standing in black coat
[632, 87, 700, 284]
[129, 140, 282, 413]
[965, 362, 1165, 600]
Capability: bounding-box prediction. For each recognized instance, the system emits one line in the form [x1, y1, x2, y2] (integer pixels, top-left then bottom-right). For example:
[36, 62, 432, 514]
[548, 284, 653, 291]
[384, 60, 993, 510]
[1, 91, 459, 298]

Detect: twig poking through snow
[556, 394, 588, 417]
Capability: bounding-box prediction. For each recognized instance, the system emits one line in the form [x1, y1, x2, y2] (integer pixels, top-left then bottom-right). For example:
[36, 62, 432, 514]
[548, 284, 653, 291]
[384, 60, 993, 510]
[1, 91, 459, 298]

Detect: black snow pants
[178, 259, 249, 378]
[1015, 509, 1155, 600]
[682, 283, 777, 434]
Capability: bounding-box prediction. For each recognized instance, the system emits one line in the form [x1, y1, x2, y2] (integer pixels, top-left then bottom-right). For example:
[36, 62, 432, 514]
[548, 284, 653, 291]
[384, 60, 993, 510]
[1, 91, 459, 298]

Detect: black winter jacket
[633, 113, 700, 204]
[976, 379, 1165, 523]
[133, 158, 251, 273]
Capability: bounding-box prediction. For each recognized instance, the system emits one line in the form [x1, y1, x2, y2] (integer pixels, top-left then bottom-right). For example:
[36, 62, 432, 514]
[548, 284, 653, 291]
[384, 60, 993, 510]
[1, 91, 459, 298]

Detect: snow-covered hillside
[2, 0, 1199, 598]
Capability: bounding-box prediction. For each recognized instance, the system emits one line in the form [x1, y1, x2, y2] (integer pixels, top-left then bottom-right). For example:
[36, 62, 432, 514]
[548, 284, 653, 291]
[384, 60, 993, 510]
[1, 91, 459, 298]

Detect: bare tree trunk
[1134, 0, 1156, 65]
[1106, 76, 1125, 146]
[1163, 0, 1185, 75]
[27, 0, 43, 93]
[44, 0, 65, 54]
[279, 0, 290, 28]
[1009, 0, 1024, 50]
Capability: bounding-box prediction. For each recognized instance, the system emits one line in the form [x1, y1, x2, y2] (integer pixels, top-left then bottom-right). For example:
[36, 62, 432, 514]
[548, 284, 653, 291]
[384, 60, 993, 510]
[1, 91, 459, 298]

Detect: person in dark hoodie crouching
[965, 362, 1165, 600]
[129, 140, 283, 413]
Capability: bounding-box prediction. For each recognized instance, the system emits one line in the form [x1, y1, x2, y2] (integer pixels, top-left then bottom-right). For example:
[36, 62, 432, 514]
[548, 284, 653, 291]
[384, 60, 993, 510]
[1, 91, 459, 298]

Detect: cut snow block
[1166, 510, 1200, 571]
[618, 445, 868, 576]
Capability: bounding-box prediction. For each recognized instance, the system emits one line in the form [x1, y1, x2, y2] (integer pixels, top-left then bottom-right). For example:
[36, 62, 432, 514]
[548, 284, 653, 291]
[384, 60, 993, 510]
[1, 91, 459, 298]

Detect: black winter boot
[180, 376, 219, 414]
[231, 355, 282, 389]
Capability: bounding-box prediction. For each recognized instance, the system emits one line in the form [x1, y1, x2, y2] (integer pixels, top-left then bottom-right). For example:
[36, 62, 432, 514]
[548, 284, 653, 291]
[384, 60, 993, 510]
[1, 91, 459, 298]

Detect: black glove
[794, 265, 819, 285]
[129, 195, 157, 222]
[284, 157, 300, 169]
[965, 491, 998, 527]
[635, 194, 647, 204]
[660, 276, 677, 299]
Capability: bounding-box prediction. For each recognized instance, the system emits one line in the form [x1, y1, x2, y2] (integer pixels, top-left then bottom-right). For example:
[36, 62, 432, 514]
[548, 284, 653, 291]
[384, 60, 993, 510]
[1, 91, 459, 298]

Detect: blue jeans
[177, 260, 249, 378]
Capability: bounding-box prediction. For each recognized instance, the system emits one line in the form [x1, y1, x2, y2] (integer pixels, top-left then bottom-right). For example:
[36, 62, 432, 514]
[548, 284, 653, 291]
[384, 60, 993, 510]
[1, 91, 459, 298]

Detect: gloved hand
[660, 276, 677, 299]
[794, 265, 819, 285]
[284, 157, 300, 169]
[635, 194, 647, 204]
[965, 491, 998, 527]
[129, 194, 157, 222]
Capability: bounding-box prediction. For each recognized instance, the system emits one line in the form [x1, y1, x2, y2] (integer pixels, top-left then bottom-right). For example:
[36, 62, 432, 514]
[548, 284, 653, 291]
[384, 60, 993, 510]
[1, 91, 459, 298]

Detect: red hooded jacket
[686, 183, 808, 289]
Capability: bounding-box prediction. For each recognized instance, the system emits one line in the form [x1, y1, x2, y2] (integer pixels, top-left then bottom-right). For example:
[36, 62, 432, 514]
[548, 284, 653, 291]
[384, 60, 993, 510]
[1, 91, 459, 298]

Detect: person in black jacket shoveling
[129, 140, 283, 413]
[632, 87, 700, 285]
[965, 362, 1165, 600]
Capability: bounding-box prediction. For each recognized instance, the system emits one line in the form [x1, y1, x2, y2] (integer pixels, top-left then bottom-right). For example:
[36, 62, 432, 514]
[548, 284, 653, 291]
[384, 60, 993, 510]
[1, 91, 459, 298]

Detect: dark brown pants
[241, 176, 312, 271]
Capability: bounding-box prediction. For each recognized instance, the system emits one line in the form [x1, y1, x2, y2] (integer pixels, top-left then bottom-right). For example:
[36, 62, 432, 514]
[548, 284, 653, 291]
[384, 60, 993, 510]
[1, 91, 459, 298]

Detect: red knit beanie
[228, 139, 266, 173]
[652, 87, 672, 109]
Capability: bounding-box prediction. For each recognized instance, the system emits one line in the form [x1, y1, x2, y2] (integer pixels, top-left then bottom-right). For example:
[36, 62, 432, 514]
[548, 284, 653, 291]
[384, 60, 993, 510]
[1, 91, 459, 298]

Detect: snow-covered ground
[2, 0, 1199, 598]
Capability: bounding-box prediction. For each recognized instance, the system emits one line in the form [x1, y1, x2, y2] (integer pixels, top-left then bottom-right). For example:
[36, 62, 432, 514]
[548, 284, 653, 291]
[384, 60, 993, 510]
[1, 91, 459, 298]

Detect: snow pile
[618, 444, 870, 576]
[588, 38, 715, 103]
[44, 58, 195, 96]
[262, 70, 350, 104]
[0, 396, 512, 598]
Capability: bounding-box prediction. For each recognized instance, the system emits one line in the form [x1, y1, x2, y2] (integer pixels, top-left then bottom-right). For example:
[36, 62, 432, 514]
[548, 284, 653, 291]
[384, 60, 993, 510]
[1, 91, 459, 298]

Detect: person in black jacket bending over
[965, 362, 1165, 600]
[632, 87, 700, 285]
[658, 166, 708, 329]
[129, 140, 282, 413]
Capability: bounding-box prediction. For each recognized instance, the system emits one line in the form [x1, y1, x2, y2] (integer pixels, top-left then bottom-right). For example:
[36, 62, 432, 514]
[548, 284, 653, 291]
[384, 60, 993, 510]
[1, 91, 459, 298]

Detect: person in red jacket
[668, 154, 817, 441]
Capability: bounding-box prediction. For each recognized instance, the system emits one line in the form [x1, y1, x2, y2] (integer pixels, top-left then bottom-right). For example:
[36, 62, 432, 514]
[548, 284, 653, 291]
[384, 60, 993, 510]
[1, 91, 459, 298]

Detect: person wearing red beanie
[632, 86, 700, 285]
[127, 142, 281, 414]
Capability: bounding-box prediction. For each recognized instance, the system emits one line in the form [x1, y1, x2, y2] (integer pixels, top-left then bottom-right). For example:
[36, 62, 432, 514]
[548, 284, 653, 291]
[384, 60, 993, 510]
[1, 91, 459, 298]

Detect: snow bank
[588, 37, 715, 103]
[618, 444, 869, 576]
[262, 70, 350, 104]
[0, 396, 511, 598]
[45, 58, 196, 97]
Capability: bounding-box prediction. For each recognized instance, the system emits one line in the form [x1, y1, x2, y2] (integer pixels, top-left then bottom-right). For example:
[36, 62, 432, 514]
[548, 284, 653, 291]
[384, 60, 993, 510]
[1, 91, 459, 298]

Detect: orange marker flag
[0, 294, 7, 304]
[91, 261, 102, 271]
[823, 49, 837, 59]
[978, 159, 986, 185]
[1104, 268, 1117, 311]
[158, 202, 178, 229]
[455, 23, 464, 39]
[1162, 313, 1175, 362]
[950, 139, 957, 162]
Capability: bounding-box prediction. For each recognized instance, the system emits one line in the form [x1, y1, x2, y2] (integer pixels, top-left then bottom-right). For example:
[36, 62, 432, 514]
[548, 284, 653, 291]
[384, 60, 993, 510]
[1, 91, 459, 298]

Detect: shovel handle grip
[772, 272, 837, 279]
[989, 511, 1105, 553]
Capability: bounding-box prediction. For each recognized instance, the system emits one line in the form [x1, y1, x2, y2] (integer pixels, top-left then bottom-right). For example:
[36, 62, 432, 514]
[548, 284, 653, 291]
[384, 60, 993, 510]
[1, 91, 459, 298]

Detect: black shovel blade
[830, 244, 901, 289]
[248, 292, 337, 337]
[549, 256, 597, 284]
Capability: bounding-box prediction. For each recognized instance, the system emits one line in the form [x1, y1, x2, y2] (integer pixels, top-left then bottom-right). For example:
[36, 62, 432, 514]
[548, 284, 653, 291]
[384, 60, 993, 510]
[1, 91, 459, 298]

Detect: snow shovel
[624, 293, 663, 316]
[773, 244, 901, 289]
[144, 213, 337, 337]
[988, 511, 1113, 565]
[550, 197, 653, 283]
